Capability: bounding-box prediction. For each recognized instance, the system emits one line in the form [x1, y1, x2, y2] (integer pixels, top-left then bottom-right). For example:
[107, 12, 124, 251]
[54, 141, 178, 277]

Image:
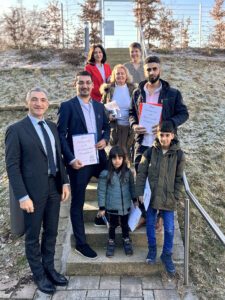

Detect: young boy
[135, 121, 185, 275]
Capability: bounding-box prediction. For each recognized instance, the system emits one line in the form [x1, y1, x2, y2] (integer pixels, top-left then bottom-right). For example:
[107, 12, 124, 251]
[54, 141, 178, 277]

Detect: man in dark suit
[5, 87, 70, 295]
[57, 70, 110, 259]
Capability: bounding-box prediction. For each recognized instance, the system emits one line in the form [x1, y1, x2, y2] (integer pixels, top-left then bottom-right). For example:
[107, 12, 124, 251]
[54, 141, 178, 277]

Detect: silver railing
[138, 26, 148, 59]
[182, 171, 225, 285]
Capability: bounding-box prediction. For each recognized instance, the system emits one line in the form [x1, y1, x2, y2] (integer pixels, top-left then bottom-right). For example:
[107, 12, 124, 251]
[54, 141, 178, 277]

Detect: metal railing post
[184, 197, 190, 285]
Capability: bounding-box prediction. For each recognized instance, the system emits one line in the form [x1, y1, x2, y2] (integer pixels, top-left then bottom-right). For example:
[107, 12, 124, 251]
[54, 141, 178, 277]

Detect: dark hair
[129, 42, 142, 52]
[75, 70, 92, 82]
[144, 56, 161, 65]
[159, 120, 176, 133]
[86, 44, 107, 65]
[107, 146, 128, 185]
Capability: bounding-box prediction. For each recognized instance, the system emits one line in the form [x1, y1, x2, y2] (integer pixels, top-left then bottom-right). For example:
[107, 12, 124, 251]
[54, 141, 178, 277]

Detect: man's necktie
[38, 121, 57, 176]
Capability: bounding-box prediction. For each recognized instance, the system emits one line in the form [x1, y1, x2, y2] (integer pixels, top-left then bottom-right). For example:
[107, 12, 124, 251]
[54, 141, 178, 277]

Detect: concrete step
[70, 222, 163, 247]
[66, 245, 184, 276]
[106, 48, 130, 67]
[85, 182, 97, 202]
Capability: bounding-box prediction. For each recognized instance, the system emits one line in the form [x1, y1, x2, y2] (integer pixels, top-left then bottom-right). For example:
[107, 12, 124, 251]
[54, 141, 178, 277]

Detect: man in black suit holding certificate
[57, 71, 110, 259]
[5, 87, 70, 295]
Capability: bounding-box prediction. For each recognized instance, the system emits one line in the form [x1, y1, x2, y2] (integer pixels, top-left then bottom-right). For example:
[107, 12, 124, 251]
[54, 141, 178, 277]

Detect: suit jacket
[85, 63, 111, 102]
[5, 116, 69, 202]
[57, 96, 110, 165]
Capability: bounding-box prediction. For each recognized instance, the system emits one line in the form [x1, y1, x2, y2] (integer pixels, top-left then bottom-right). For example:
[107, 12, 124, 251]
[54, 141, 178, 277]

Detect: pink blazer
[85, 63, 111, 102]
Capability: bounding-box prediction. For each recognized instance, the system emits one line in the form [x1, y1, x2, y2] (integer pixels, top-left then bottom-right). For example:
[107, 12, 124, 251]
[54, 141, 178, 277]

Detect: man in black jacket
[129, 56, 189, 171]
[5, 87, 70, 295]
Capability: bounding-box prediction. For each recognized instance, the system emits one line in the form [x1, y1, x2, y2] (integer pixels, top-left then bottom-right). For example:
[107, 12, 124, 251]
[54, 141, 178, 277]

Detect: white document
[128, 205, 142, 232]
[72, 133, 98, 166]
[104, 100, 120, 111]
[143, 178, 151, 211]
[139, 103, 162, 134]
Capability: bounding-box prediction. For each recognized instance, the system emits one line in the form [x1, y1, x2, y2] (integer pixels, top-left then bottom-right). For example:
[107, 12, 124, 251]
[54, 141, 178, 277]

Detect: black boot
[106, 239, 115, 257]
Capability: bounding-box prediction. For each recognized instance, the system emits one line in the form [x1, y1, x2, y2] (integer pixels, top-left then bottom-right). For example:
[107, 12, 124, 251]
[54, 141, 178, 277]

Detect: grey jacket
[98, 169, 136, 215]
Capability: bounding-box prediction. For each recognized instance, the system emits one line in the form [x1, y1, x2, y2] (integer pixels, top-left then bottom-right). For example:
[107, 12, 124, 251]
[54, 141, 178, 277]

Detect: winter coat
[98, 169, 136, 215]
[85, 63, 112, 102]
[129, 79, 189, 145]
[100, 82, 137, 148]
[135, 138, 185, 211]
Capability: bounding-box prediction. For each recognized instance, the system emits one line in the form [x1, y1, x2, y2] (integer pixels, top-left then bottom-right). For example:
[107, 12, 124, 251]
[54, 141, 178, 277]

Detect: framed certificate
[72, 133, 99, 166]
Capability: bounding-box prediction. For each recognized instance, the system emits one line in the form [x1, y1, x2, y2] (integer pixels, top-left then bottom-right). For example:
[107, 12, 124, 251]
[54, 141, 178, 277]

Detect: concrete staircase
[65, 181, 184, 276]
[106, 48, 130, 68]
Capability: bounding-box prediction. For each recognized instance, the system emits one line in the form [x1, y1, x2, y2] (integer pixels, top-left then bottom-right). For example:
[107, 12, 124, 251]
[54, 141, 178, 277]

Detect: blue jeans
[146, 207, 174, 254]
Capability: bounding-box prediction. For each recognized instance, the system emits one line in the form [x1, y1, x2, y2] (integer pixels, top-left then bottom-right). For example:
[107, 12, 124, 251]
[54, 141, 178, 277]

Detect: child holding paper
[97, 146, 137, 257]
[135, 121, 185, 275]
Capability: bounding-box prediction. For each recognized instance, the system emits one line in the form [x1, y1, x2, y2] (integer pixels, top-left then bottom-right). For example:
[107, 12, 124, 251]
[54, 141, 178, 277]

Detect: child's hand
[138, 196, 144, 203]
[98, 210, 105, 217]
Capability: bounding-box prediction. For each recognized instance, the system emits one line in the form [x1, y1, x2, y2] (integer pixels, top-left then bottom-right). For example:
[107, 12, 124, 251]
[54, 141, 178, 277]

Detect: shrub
[59, 48, 85, 66]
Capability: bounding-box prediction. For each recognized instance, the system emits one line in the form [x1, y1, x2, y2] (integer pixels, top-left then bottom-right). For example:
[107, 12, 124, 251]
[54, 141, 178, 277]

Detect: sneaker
[160, 253, 176, 275]
[146, 246, 157, 264]
[106, 239, 115, 257]
[75, 244, 98, 259]
[123, 238, 133, 256]
[94, 215, 106, 226]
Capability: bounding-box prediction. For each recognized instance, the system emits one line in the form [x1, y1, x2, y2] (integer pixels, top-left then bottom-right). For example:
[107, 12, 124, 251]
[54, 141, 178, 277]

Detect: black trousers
[134, 143, 148, 217]
[108, 214, 129, 240]
[24, 177, 60, 280]
[69, 160, 107, 246]
[134, 143, 149, 173]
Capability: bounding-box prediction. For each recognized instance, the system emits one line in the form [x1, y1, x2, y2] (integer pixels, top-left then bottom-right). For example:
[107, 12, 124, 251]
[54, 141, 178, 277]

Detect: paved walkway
[2, 273, 197, 300]
[0, 197, 198, 299]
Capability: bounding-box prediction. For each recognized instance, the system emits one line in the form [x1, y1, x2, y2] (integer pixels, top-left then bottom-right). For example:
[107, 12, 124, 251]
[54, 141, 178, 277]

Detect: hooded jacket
[129, 79, 189, 144]
[135, 138, 185, 211]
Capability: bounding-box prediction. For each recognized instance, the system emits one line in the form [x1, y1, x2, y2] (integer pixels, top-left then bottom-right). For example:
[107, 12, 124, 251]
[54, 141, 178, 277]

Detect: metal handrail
[182, 171, 225, 285]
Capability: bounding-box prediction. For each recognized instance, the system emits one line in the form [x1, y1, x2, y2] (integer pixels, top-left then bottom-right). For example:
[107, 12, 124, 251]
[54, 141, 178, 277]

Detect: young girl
[97, 146, 136, 257]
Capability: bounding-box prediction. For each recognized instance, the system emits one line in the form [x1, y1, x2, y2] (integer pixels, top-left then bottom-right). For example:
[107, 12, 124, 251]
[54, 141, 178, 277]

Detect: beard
[148, 74, 160, 84]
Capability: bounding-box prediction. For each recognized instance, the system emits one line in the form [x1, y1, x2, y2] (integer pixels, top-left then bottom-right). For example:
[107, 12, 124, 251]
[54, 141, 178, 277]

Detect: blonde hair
[110, 64, 133, 84]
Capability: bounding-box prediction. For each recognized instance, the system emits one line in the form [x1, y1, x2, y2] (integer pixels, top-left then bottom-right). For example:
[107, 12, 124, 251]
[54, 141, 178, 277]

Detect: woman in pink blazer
[85, 44, 111, 102]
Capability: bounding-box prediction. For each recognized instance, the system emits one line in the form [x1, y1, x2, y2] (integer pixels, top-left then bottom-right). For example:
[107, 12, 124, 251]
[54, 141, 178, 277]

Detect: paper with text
[72, 133, 98, 166]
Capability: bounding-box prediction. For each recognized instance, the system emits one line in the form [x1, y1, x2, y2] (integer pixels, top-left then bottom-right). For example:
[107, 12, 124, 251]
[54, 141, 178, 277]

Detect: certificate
[72, 133, 98, 166]
[104, 100, 120, 111]
[128, 205, 142, 232]
[139, 103, 162, 134]
[143, 178, 151, 211]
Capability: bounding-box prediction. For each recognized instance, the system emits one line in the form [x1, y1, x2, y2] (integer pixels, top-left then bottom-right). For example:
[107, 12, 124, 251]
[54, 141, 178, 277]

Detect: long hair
[107, 146, 128, 185]
[86, 44, 107, 65]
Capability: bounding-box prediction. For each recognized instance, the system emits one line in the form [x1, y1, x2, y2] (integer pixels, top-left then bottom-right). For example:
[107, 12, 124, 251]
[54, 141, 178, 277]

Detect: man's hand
[133, 124, 147, 134]
[61, 185, 70, 202]
[71, 159, 83, 170]
[138, 196, 144, 203]
[96, 139, 107, 150]
[20, 198, 34, 213]
[98, 210, 105, 217]
[152, 124, 159, 135]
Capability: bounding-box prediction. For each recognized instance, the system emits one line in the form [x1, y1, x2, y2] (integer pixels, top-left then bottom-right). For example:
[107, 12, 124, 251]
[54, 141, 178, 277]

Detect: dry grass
[0, 53, 225, 299]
